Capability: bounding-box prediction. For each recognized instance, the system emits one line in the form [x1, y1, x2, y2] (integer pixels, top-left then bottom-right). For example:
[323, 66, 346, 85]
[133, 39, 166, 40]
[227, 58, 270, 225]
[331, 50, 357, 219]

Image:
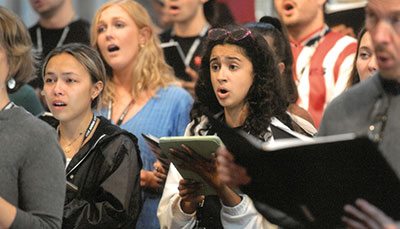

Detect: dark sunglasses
[207, 28, 254, 41]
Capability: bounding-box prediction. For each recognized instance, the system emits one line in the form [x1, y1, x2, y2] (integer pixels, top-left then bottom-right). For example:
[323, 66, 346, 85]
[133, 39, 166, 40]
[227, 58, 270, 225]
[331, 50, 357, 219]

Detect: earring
[140, 44, 144, 49]
[7, 77, 16, 90]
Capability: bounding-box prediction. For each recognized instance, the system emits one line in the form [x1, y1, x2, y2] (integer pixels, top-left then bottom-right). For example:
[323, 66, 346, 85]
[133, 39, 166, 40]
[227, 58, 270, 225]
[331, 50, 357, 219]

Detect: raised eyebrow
[44, 72, 56, 77]
[359, 46, 372, 51]
[358, 47, 372, 55]
[227, 56, 241, 61]
[210, 57, 219, 62]
[61, 72, 77, 77]
[98, 17, 123, 25]
[45, 72, 76, 77]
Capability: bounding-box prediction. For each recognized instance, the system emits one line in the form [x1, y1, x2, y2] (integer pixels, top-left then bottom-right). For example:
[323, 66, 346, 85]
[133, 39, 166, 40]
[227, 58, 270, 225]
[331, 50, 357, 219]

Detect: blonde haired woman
[91, 1, 193, 228]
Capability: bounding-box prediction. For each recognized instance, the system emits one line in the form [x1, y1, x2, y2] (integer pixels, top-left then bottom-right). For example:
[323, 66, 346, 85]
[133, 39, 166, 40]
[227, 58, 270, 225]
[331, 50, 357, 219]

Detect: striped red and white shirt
[291, 25, 357, 128]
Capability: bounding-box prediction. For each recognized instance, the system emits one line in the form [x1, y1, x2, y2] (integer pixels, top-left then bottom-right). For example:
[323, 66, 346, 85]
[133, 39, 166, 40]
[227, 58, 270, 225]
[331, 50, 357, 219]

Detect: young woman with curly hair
[158, 27, 309, 229]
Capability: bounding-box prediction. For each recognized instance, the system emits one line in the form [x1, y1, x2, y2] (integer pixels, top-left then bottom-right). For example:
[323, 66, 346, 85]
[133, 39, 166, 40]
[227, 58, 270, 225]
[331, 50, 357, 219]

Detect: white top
[158, 163, 279, 229]
[66, 158, 72, 168]
[157, 116, 310, 229]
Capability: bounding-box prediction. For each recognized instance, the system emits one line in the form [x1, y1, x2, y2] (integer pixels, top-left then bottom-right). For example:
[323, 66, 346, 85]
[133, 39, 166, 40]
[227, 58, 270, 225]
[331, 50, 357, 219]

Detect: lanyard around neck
[107, 99, 134, 126]
[35, 16, 78, 55]
[36, 26, 70, 55]
[169, 23, 209, 67]
[83, 115, 97, 142]
[58, 115, 97, 147]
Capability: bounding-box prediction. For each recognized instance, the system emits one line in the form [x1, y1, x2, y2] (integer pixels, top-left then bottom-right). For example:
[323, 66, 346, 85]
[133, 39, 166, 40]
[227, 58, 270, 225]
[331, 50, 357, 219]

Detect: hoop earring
[7, 78, 16, 90]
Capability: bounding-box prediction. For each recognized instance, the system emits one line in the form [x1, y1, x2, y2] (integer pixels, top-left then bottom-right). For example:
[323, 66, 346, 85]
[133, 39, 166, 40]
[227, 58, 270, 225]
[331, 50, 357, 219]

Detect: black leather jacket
[44, 116, 143, 228]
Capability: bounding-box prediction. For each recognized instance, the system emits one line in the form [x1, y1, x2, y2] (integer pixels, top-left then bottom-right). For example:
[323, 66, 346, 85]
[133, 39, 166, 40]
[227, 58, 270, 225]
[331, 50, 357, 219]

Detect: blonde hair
[91, 0, 177, 107]
[0, 6, 35, 93]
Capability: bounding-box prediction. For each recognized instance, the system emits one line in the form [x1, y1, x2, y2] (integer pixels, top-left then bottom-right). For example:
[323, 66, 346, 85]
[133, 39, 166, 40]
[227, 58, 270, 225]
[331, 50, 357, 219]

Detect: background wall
[0, 0, 112, 27]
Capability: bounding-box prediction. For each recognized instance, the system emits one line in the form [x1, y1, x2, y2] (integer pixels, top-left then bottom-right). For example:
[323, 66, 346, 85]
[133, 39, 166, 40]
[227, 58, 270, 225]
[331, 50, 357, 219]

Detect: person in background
[41, 43, 142, 228]
[28, 0, 91, 108]
[0, 6, 65, 228]
[247, 16, 317, 136]
[159, 0, 215, 96]
[158, 27, 310, 229]
[91, 1, 193, 228]
[274, 0, 357, 128]
[347, 27, 378, 88]
[9, 83, 44, 116]
[153, 0, 173, 34]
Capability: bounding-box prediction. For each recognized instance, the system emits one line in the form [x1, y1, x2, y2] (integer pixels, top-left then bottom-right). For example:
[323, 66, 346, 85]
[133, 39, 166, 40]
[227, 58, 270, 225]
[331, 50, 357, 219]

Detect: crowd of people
[1, 0, 399, 228]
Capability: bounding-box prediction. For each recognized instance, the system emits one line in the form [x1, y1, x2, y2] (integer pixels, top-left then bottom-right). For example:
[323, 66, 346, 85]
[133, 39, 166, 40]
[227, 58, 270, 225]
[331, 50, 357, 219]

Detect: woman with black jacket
[41, 43, 142, 228]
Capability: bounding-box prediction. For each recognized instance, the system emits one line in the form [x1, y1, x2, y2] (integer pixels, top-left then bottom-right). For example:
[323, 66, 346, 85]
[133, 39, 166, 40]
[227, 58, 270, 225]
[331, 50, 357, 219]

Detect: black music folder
[208, 115, 400, 227]
[161, 41, 191, 81]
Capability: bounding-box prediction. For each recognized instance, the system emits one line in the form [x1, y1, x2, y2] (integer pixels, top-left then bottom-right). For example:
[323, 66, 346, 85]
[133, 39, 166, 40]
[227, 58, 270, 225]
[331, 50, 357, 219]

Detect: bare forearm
[0, 197, 16, 228]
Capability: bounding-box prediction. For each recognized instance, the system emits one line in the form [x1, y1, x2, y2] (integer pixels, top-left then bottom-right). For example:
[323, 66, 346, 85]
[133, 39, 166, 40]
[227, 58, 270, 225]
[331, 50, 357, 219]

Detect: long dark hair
[347, 26, 367, 88]
[247, 16, 298, 104]
[190, 27, 292, 139]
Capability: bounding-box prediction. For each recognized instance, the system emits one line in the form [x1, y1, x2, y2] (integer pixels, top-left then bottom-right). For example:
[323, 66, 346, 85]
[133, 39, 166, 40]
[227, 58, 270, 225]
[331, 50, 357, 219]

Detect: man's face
[29, 0, 65, 16]
[273, 0, 324, 28]
[366, 0, 400, 81]
[163, 0, 206, 24]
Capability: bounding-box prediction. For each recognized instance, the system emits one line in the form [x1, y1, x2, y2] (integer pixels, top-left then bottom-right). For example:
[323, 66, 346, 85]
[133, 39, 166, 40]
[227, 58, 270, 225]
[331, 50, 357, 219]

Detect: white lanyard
[36, 26, 70, 55]
[35, 16, 79, 55]
[169, 23, 209, 67]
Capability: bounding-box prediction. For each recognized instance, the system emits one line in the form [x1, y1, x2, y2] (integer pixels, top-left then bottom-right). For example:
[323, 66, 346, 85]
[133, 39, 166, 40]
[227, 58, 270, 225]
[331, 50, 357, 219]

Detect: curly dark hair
[190, 27, 292, 140]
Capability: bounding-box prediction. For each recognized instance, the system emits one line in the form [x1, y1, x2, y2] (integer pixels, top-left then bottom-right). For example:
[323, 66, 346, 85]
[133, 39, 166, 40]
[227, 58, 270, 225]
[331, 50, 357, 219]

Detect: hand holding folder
[159, 136, 223, 196]
[208, 114, 400, 228]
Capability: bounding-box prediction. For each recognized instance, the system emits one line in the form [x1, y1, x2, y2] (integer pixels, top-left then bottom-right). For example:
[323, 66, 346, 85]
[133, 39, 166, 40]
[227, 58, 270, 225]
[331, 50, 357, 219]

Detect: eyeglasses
[207, 28, 254, 41]
[366, 11, 400, 34]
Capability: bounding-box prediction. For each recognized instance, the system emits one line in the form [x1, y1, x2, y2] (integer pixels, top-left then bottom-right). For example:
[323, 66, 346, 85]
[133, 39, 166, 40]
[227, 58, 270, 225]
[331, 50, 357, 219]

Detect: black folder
[208, 115, 400, 227]
[161, 41, 191, 81]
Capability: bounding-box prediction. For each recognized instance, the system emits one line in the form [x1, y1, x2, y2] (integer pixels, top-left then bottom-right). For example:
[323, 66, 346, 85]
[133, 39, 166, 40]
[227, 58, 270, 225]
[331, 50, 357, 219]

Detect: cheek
[42, 86, 50, 98]
[356, 59, 365, 71]
[97, 40, 107, 56]
[210, 73, 218, 90]
[356, 59, 368, 77]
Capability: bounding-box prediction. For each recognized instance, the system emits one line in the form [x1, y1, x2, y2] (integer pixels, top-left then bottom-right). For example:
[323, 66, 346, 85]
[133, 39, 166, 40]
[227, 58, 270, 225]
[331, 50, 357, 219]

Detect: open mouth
[108, 45, 120, 52]
[284, 3, 294, 11]
[169, 5, 180, 14]
[219, 89, 228, 94]
[54, 102, 66, 107]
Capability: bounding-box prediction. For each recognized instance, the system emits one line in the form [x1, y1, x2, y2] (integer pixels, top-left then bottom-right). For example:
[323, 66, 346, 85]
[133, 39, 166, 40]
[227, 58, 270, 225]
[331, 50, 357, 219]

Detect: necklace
[59, 130, 83, 154]
[58, 115, 97, 154]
